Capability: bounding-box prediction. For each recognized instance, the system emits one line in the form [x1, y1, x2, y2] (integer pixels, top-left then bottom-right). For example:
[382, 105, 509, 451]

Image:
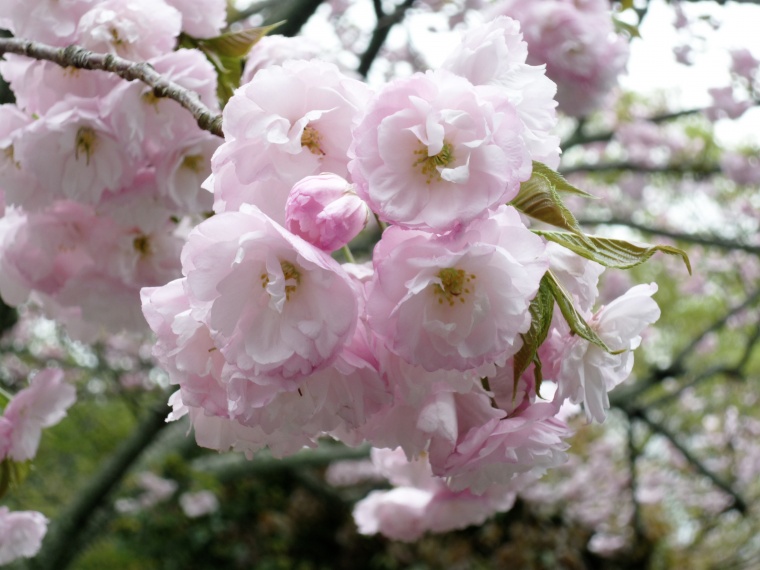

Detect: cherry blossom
[366, 206, 548, 371]
[349, 70, 532, 232]
[285, 173, 369, 252]
[0, 368, 76, 462]
[0, 508, 48, 565]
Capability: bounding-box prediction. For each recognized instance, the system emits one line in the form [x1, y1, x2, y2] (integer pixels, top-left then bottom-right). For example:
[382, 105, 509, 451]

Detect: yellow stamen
[412, 140, 454, 184]
[433, 267, 475, 308]
[75, 127, 98, 165]
[301, 125, 325, 156]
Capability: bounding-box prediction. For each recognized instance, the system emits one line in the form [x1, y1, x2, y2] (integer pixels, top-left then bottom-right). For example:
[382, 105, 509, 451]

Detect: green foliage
[513, 277, 554, 395]
[511, 161, 595, 243]
[535, 230, 692, 274]
[179, 22, 283, 107]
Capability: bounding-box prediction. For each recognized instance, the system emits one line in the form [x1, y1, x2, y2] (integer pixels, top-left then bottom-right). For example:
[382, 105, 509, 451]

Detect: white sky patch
[622, 0, 760, 145]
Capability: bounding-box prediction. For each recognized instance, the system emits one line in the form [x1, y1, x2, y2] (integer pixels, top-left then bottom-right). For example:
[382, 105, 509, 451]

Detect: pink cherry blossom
[11, 98, 136, 208]
[366, 206, 548, 371]
[75, 0, 182, 61]
[0, 508, 48, 565]
[241, 35, 327, 84]
[210, 60, 370, 219]
[349, 69, 532, 232]
[1, 368, 76, 462]
[0, 0, 94, 45]
[164, 0, 226, 39]
[441, 16, 560, 168]
[285, 173, 369, 252]
[180, 205, 359, 380]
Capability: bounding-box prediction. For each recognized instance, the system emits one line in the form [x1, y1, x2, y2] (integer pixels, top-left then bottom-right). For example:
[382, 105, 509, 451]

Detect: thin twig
[0, 38, 223, 137]
[358, 0, 416, 77]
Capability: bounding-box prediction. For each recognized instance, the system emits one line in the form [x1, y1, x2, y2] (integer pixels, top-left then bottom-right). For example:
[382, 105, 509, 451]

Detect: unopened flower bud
[285, 173, 369, 252]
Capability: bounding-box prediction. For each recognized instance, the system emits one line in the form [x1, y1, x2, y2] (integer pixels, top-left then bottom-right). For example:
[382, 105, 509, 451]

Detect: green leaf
[531, 161, 596, 198]
[0, 459, 28, 499]
[534, 230, 692, 274]
[512, 170, 591, 243]
[186, 22, 284, 107]
[197, 22, 284, 58]
[544, 270, 622, 354]
[613, 16, 641, 38]
[513, 277, 554, 395]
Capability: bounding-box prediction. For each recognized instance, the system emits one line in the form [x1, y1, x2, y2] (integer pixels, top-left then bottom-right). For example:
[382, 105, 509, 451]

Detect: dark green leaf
[512, 172, 591, 243]
[197, 22, 284, 58]
[513, 276, 554, 395]
[544, 271, 622, 354]
[534, 230, 692, 274]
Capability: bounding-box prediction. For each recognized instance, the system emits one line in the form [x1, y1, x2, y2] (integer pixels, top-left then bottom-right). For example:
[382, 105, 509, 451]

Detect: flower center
[75, 127, 97, 165]
[301, 125, 325, 156]
[133, 235, 151, 257]
[181, 154, 204, 173]
[433, 267, 475, 307]
[260, 261, 302, 302]
[413, 140, 454, 184]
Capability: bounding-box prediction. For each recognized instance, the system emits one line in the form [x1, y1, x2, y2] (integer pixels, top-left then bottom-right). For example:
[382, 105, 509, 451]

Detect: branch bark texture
[0, 38, 223, 138]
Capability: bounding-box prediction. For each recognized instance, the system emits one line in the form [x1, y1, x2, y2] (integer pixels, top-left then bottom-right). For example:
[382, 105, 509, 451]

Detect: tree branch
[28, 402, 170, 570]
[0, 38, 223, 138]
[358, 0, 416, 78]
[576, 217, 760, 256]
[260, 0, 327, 37]
[559, 161, 720, 176]
[627, 408, 748, 515]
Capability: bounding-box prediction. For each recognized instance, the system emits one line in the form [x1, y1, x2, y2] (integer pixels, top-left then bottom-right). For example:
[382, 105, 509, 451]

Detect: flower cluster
[141, 16, 661, 538]
[0, 0, 225, 338]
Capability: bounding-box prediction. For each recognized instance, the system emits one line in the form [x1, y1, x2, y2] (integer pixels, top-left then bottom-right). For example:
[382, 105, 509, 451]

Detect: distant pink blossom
[0, 508, 48, 565]
[179, 490, 219, 518]
[730, 48, 760, 81]
[720, 151, 760, 186]
[1, 368, 76, 462]
[285, 173, 369, 252]
[490, 0, 629, 117]
[706, 87, 753, 121]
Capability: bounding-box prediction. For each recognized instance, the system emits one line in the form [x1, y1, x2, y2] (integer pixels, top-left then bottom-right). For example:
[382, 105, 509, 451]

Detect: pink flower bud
[285, 173, 369, 252]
